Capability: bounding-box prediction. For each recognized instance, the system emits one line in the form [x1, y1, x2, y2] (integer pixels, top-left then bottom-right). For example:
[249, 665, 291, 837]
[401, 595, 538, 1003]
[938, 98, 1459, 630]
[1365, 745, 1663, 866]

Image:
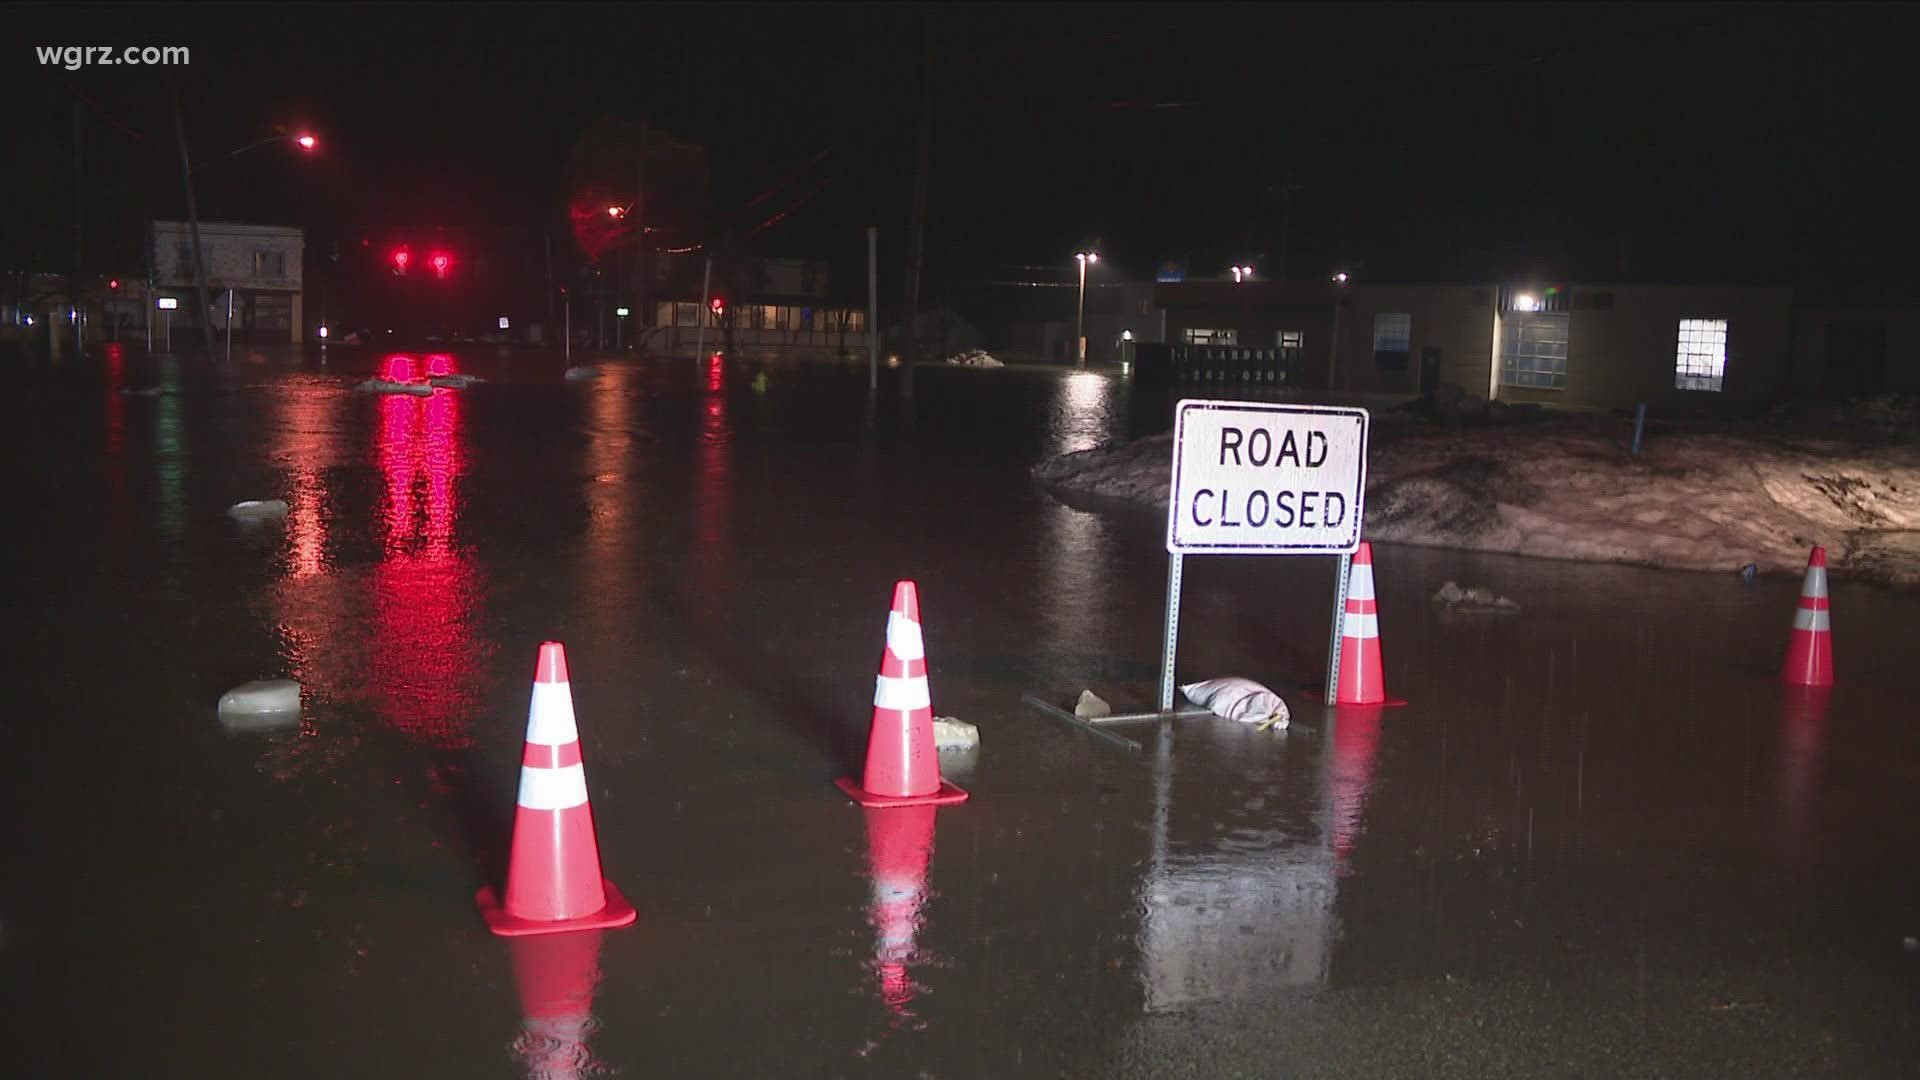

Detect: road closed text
[1188, 485, 1349, 530]
[1166, 403, 1369, 555]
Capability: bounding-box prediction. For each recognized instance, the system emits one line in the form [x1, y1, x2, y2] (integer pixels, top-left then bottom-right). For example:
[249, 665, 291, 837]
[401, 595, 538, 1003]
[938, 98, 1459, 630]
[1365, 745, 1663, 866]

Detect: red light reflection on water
[371, 385, 477, 747]
[863, 805, 938, 1024]
[706, 352, 725, 394]
[384, 353, 417, 382]
[1776, 687, 1830, 869]
[1327, 706, 1383, 864]
[104, 343, 126, 512]
[426, 353, 454, 377]
[696, 363, 732, 596]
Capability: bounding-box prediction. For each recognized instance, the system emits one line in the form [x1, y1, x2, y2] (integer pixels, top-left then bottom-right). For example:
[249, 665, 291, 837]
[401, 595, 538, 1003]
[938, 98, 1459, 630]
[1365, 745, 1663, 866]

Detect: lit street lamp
[1231, 265, 1255, 283]
[1075, 251, 1099, 365]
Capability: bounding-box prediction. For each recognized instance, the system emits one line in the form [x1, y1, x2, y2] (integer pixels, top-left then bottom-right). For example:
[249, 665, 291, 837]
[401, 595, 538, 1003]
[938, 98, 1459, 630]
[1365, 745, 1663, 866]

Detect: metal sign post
[1324, 551, 1353, 706]
[1031, 399, 1371, 744]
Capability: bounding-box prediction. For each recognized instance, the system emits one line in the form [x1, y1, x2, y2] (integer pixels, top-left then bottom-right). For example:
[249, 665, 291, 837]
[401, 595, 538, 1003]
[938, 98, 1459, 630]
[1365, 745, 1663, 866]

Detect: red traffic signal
[709, 296, 725, 317]
[429, 252, 451, 277]
[391, 249, 411, 275]
[107, 278, 120, 291]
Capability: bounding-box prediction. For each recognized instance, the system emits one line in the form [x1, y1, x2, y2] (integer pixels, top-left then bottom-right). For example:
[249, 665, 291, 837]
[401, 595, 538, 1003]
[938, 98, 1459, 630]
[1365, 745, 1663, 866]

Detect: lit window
[1183, 328, 1237, 346]
[1277, 330, 1303, 349]
[1500, 313, 1570, 389]
[1675, 318, 1728, 392]
[1372, 313, 1410, 369]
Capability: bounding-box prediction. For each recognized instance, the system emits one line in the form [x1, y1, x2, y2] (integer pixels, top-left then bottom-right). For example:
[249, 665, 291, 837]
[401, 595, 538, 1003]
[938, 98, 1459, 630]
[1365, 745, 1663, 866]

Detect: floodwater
[5, 344, 1919, 1077]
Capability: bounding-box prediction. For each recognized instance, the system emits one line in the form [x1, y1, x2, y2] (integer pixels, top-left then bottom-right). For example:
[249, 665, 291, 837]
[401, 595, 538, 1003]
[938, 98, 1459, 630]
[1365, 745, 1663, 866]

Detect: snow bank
[944, 349, 1005, 369]
[1032, 413, 1920, 585]
[355, 378, 432, 396]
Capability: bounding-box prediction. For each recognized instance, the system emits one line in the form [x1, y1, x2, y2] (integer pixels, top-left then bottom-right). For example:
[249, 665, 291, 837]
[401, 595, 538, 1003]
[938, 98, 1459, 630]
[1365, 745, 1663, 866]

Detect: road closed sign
[1166, 400, 1370, 555]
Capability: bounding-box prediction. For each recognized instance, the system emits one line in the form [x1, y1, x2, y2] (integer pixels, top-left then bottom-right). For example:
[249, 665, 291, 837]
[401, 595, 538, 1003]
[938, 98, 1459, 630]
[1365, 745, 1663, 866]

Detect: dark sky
[8, 1, 1920, 310]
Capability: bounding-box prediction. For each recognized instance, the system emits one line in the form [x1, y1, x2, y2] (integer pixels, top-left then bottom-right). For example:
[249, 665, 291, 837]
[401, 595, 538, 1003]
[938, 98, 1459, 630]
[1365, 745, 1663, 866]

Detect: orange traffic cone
[507, 930, 608, 1080]
[1336, 543, 1407, 707]
[863, 804, 938, 1019]
[477, 641, 637, 936]
[836, 581, 968, 807]
[1781, 546, 1834, 687]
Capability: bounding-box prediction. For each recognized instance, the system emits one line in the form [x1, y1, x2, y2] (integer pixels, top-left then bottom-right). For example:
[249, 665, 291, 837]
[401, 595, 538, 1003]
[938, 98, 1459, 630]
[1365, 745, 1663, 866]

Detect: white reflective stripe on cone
[526, 682, 581, 746]
[886, 612, 925, 661]
[517, 763, 590, 811]
[1342, 612, 1380, 640]
[1346, 568, 1376, 601]
[1792, 608, 1832, 632]
[874, 674, 932, 710]
[1803, 568, 1829, 599]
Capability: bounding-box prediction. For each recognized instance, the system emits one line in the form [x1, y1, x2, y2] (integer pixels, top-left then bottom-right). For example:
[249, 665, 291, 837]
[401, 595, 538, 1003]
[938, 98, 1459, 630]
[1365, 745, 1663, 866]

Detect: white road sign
[1166, 400, 1370, 555]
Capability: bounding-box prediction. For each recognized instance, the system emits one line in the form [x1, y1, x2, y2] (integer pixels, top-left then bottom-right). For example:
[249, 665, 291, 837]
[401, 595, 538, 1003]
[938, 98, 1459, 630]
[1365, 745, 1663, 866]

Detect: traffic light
[107, 278, 120, 292]
[391, 249, 411, 275]
[429, 252, 451, 278]
[710, 296, 725, 319]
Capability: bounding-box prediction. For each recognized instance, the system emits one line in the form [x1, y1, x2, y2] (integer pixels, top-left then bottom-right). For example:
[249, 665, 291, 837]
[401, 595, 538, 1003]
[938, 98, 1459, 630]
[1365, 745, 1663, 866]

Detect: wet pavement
[4, 344, 1919, 1077]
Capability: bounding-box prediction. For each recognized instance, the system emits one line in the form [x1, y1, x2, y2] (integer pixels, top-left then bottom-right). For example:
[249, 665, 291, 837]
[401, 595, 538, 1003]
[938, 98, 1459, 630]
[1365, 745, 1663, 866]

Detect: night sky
[8, 2, 1919, 313]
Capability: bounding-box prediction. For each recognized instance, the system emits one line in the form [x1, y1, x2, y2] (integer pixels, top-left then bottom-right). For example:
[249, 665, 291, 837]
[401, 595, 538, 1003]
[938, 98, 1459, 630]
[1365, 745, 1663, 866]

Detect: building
[1150, 277, 1820, 413]
[649, 255, 869, 354]
[152, 220, 306, 344]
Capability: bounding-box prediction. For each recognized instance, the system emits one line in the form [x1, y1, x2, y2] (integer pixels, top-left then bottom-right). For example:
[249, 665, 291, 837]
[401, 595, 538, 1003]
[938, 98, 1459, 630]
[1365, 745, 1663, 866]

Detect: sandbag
[1179, 677, 1290, 728]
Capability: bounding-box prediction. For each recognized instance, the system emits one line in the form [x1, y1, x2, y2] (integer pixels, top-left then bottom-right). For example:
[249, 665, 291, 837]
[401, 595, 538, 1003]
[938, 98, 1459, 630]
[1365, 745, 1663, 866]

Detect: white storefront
[152, 220, 305, 343]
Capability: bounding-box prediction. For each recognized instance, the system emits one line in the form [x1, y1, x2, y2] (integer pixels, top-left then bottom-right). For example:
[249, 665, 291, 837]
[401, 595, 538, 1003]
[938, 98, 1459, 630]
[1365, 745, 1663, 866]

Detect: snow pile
[227, 499, 290, 521]
[944, 349, 1005, 369]
[429, 373, 483, 389]
[1031, 413, 1920, 584]
[355, 378, 431, 396]
[933, 716, 979, 752]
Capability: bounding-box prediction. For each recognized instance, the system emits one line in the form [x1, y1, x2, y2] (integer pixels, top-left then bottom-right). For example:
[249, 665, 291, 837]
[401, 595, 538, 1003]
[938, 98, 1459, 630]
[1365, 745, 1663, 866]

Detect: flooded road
[5, 345, 1919, 1077]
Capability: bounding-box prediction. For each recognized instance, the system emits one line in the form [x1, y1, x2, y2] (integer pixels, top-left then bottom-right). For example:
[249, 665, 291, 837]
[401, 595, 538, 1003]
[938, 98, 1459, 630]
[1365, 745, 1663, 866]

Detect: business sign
[1166, 400, 1369, 555]
[155, 297, 179, 310]
[1155, 258, 1187, 284]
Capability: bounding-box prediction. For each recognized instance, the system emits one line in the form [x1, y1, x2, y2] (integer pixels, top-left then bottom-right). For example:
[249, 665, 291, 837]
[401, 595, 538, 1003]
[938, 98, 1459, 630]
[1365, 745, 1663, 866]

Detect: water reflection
[862, 805, 940, 1026]
[1137, 710, 1382, 1010]
[506, 930, 609, 1080]
[696, 356, 733, 608]
[1776, 687, 1830, 869]
[154, 355, 186, 547]
[1326, 706, 1384, 863]
[104, 343, 127, 529]
[1035, 503, 1113, 669]
[371, 364, 480, 747]
[584, 366, 638, 643]
[1047, 372, 1116, 458]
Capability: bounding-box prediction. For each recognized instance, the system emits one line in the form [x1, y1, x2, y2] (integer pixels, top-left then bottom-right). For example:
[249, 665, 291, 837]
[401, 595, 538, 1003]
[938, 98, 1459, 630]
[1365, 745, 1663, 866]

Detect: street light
[607, 205, 626, 219]
[1075, 251, 1099, 365]
[1329, 270, 1352, 391]
[1232, 264, 1255, 283]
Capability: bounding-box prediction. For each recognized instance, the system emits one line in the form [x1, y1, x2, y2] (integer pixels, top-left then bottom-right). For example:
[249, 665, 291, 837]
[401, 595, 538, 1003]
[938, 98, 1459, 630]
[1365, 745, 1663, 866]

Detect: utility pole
[73, 100, 85, 354]
[902, 9, 935, 364]
[635, 119, 649, 349]
[167, 77, 217, 363]
[867, 226, 878, 391]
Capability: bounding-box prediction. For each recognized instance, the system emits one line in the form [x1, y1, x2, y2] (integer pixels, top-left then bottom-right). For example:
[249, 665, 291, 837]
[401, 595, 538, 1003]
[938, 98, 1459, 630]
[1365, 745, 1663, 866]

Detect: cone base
[836, 775, 968, 808]
[476, 880, 637, 938]
[1336, 697, 1408, 709]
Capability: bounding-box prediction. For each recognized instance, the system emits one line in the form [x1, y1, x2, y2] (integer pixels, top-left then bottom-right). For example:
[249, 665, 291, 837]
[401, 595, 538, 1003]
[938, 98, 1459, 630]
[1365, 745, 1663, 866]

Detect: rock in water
[217, 679, 302, 731]
[564, 365, 600, 381]
[227, 499, 290, 521]
[1074, 689, 1112, 719]
[933, 716, 979, 752]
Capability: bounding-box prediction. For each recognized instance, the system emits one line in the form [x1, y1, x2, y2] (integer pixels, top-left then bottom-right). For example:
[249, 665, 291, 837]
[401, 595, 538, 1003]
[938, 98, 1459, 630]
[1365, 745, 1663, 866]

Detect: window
[1183, 328, 1237, 346]
[1277, 330, 1303, 349]
[674, 302, 700, 327]
[1372, 313, 1410, 370]
[1499, 312, 1570, 388]
[252, 250, 286, 279]
[175, 244, 195, 279]
[1675, 318, 1728, 392]
[252, 294, 292, 330]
